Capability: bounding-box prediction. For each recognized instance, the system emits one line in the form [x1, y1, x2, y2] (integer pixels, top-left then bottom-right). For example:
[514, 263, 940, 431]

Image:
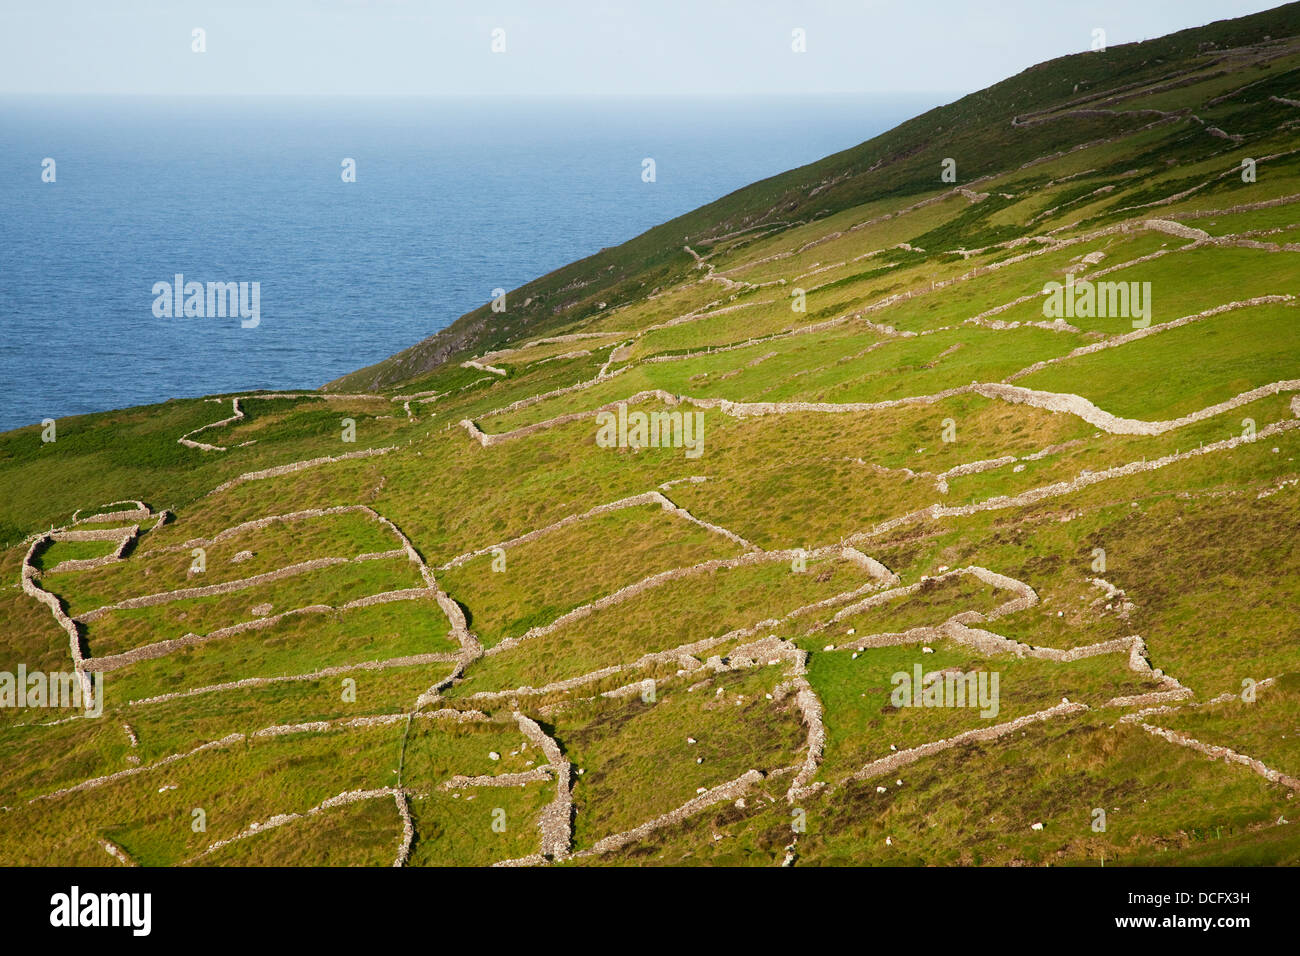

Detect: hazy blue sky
[0, 1, 1286, 96]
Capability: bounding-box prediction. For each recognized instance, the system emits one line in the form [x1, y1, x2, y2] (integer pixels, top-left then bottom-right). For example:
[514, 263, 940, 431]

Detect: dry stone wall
[208, 446, 397, 496]
[1135, 723, 1300, 791]
[513, 712, 572, 859]
[846, 702, 1088, 786]
[575, 769, 765, 858]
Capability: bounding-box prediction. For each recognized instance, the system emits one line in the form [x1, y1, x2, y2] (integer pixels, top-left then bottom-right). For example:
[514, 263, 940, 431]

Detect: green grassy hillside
[2, 4, 1298, 867]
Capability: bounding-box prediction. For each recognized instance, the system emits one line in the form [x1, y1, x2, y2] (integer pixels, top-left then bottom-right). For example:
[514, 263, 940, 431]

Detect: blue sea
[0, 94, 946, 432]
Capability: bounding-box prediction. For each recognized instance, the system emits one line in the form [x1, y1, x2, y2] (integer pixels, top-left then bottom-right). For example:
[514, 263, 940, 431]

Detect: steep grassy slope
[1, 5, 1298, 867]
[329, 1, 1300, 392]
